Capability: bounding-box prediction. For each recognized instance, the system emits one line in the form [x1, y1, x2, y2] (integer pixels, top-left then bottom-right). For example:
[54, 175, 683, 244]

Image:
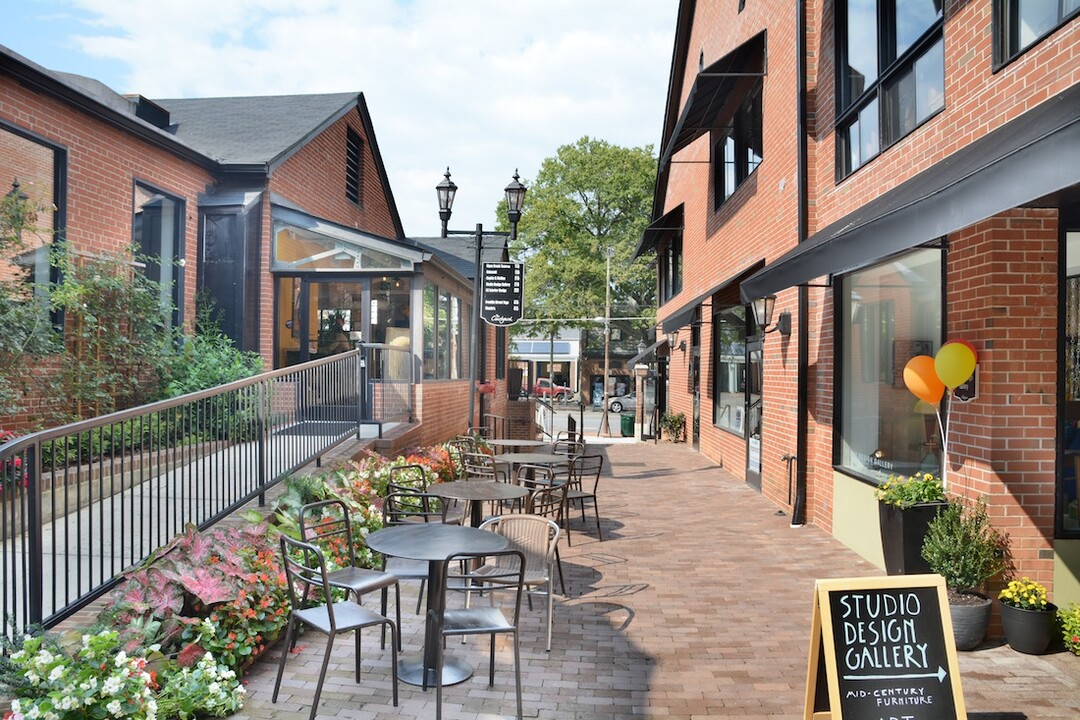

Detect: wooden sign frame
[804, 574, 966, 720]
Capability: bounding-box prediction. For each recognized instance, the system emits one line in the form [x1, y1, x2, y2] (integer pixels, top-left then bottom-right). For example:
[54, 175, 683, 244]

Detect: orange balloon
[935, 342, 977, 389]
[904, 355, 945, 405]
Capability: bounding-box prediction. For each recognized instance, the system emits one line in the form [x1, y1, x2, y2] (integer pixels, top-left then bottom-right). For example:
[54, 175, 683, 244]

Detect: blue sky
[2, 0, 677, 237]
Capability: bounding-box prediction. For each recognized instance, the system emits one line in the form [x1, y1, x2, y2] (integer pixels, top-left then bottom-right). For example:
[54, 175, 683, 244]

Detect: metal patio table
[365, 523, 508, 687]
[429, 480, 529, 527]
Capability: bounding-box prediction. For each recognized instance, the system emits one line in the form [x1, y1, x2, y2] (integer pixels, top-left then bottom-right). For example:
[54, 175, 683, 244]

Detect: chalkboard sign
[481, 262, 524, 326]
[804, 574, 966, 720]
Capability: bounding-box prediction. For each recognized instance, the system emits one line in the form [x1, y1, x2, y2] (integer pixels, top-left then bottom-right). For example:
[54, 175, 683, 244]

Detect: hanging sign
[481, 262, 524, 326]
[804, 574, 965, 720]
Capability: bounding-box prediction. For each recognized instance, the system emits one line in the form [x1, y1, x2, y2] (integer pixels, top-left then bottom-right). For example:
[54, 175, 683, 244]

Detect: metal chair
[477, 514, 561, 651]
[552, 439, 585, 460]
[567, 453, 605, 541]
[272, 535, 398, 720]
[387, 463, 430, 491]
[435, 549, 526, 720]
[299, 499, 400, 649]
[382, 490, 452, 617]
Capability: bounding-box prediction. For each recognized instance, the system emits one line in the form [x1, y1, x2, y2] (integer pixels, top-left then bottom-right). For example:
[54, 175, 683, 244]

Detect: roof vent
[131, 96, 171, 129]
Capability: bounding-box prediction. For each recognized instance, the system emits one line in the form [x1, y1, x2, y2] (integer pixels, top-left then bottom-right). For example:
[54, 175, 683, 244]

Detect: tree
[498, 137, 657, 339]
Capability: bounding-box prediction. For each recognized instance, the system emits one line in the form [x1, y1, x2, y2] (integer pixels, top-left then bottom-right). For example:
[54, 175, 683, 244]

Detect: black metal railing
[0, 345, 412, 636]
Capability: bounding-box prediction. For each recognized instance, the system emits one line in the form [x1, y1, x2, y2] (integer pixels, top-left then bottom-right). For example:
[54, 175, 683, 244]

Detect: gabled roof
[157, 92, 358, 167]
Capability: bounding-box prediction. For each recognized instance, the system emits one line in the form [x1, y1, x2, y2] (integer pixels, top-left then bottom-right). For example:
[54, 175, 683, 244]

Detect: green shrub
[1059, 603, 1080, 657]
[660, 412, 686, 442]
[921, 496, 1006, 594]
[161, 298, 263, 398]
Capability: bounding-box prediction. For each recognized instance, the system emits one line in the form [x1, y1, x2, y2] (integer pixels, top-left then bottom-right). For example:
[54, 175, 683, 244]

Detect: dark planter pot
[878, 501, 947, 575]
[949, 594, 992, 651]
[1000, 602, 1058, 655]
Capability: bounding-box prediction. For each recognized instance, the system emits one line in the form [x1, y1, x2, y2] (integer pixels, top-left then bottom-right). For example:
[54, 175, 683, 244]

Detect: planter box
[878, 501, 947, 575]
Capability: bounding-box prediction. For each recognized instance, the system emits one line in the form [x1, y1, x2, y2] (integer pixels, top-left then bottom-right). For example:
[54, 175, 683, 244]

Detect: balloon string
[937, 393, 950, 492]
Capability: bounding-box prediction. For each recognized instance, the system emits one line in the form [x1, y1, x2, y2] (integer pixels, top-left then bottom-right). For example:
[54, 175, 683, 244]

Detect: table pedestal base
[398, 653, 473, 687]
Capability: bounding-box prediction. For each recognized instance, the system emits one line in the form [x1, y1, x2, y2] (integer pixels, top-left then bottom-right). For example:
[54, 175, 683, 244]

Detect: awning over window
[627, 337, 669, 366]
[740, 84, 1080, 303]
[658, 30, 767, 171]
[634, 204, 684, 258]
[661, 259, 765, 334]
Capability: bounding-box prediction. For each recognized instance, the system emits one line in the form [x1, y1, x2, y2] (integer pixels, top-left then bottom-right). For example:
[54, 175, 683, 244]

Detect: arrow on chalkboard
[843, 666, 948, 683]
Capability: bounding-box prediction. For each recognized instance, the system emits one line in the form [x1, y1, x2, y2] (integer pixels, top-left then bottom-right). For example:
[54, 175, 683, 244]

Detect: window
[422, 281, 468, 380]
[995, 0, 1080, 66]
[714, 306, 749, 436]
[133, 181, 184, 331]
[712, 84, 763, 210]
[838, 247, 942, 484]
[837, 1, 944, 178]
[659, 232, 683, 303]
[1061, 229, 1080, 537]
[1, 123, 64, 305]
[346, 127, 363, 205]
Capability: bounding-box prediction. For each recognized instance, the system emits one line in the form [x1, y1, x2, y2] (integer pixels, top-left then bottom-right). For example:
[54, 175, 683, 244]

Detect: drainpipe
[792, 0, 809, 527]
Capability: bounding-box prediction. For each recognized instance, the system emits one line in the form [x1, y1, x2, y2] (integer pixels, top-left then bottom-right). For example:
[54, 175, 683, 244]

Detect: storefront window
[422, 280, 468, 380]
[838, 248, 942, 483]
[1062, 230, 1080, 535]
[714, 306, 748, 435]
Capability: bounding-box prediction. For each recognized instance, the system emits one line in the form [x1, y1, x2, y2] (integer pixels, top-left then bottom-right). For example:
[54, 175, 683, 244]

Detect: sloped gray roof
[410, 236, 508, 281]
[156, 92, 360, 166]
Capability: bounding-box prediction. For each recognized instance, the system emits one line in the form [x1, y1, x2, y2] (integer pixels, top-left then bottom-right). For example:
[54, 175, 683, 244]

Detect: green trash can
[620, 413, 634, 437]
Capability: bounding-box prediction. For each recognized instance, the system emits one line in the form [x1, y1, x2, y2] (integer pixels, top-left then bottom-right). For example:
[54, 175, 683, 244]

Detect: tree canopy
[498, 137, 657, 339]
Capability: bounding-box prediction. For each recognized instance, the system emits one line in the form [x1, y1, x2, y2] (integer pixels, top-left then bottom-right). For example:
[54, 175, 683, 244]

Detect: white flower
[47, 665, 65, 682]
[102, 674, 123, 695]
[106, 699, 122, 716]
[113, 651, 128, 666]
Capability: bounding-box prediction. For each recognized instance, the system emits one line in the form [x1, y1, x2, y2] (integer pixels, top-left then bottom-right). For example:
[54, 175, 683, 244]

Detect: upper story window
[658, 232, 683, 304]
[712, 83, 763, 209]
[837, 0, 945, 179]
[133, 181, 184, 332]
[346, 127, 363, 206]
[994, 0, 1080, 67]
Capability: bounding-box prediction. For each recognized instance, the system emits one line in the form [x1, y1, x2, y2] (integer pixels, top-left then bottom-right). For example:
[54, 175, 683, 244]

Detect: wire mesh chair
[526, 483, 569, 595]
[272, 535, 398, 720]
[299, 499, 400, 649]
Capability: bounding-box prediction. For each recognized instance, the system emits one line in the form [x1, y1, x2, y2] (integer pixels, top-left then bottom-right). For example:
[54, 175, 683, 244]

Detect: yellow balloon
[934, 342, 977, 389]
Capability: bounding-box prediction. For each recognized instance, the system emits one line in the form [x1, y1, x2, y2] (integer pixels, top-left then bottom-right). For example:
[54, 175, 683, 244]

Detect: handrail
[0, 344, 411, 636]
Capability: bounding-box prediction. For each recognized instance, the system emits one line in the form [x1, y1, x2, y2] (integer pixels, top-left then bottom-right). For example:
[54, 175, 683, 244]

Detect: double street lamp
[436, 168, 527, 429]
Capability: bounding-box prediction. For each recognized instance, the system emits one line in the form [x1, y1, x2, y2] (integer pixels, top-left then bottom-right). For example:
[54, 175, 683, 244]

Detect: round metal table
[429, 481, 530, 526]
[366, 524, 508, 687]
[485, 438, 551, 452]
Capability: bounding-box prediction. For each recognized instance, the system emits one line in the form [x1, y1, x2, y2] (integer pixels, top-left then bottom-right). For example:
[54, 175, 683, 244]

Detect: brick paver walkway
[235, 441, 1080, 719]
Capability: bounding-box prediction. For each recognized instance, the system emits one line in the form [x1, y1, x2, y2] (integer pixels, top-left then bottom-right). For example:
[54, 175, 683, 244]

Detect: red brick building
[1, 44, 505, 447]
[641, 1, 1080, 604]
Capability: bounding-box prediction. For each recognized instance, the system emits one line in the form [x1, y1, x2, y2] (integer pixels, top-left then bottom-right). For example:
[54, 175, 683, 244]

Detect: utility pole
[598, 246, 615, 436]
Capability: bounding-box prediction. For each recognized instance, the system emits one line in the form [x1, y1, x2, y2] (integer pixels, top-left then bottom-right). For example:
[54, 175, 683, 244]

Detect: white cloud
[58, 0, 677, 236]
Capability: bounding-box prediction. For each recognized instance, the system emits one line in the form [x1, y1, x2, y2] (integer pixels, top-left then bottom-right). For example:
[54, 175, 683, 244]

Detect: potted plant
[921, 496, 1007, 650]
[998, 576, 1057, 654]
[875, 472, 947, 575]
[1060, 603, 1080, 657]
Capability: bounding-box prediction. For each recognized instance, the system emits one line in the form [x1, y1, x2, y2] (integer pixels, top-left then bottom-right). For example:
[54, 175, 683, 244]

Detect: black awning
[740, 84, 1080, 303]
[661, 259, 765, 334]
[634, 204, 684, 258]
[658, 31, 767, 171]
[627, 337, 669, 366]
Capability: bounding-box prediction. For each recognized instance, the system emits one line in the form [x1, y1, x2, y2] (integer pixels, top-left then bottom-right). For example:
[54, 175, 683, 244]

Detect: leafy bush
[1059, 603, 1080, 656]
[160, 299, 262, 398]
[660, 412, 686, 442]
[921, 496, 1007, 595]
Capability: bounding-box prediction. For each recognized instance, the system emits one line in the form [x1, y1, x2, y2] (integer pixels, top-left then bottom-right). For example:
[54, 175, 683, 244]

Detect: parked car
[534, 378, 574, 401]
[608, 392, 636, 413]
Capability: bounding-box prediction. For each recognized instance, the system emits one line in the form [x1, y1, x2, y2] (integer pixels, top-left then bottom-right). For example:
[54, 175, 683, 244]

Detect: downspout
[792, 0, 809, 527]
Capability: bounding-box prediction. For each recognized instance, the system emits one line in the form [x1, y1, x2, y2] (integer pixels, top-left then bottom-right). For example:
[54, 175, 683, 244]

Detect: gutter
[793, 0, 809, 527]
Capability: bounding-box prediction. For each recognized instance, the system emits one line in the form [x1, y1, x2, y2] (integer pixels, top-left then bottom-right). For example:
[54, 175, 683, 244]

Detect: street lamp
[437, 168, 527, 431]
[598, 245, 616, 436]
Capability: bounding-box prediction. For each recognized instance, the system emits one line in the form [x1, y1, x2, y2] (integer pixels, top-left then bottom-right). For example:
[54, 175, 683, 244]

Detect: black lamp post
[437, 168, 527, 431]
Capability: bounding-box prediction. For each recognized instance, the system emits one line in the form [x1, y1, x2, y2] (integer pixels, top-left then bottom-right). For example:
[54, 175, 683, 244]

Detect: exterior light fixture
[435, 168, 527, 429]
[752, 295, 791, 336]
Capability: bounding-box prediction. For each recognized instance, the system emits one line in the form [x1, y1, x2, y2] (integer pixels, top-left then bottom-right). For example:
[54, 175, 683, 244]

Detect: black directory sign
[804, 575, 965, 720]
[481, 262, 524, 326]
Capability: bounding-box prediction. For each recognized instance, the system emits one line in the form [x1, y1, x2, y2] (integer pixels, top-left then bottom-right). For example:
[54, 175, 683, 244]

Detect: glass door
[277, 277, 366, 367]
[746, 338, 763, 491]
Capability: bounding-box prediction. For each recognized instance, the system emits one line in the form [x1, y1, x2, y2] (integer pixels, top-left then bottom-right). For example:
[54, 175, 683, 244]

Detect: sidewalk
[236, 441, 1080, 719]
